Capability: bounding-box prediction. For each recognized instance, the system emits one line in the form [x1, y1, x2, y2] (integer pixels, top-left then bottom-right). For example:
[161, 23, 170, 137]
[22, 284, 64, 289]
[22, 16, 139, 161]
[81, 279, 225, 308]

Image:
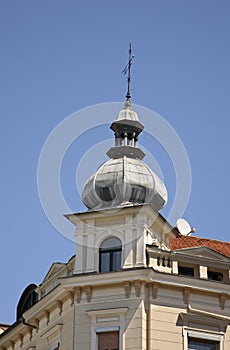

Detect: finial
[122, 43, 134, 101]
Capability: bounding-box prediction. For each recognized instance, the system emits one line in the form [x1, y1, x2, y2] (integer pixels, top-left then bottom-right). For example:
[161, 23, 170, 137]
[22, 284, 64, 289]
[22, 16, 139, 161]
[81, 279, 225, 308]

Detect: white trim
[95, 232, 124, 273]
[87, 308, 128, 350]
[87, 308, 128, 317]
[96, 326, 120, 333]
[187, 330, 221, 341]
[183, 327, 224, 350]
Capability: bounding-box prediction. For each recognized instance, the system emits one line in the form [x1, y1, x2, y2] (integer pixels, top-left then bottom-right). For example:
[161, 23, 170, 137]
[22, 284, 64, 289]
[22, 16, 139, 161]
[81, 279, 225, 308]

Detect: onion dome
[81, 101, 168, 211]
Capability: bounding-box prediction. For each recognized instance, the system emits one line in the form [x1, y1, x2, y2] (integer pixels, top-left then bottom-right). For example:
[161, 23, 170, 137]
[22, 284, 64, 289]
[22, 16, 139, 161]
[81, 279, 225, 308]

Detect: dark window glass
[98, 331, 119, 350]
[99, 237, 122, 273]
[100, 252, 111, 273]
[16, 284, 38, 320]
[113, 250, 122, 271]
[188, 337, 219, 350]
[207, 270, 223, 281]
[178, 266, 194, 276]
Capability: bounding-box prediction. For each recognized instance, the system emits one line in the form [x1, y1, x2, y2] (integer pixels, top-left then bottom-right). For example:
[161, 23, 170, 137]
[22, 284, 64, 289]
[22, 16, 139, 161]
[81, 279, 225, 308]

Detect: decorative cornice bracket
[124, 282, 131, 298]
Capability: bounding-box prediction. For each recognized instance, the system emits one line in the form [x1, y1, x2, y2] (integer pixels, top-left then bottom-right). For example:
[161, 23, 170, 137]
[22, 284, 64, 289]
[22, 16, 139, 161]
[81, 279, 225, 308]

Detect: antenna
[122, 43, 134, 101]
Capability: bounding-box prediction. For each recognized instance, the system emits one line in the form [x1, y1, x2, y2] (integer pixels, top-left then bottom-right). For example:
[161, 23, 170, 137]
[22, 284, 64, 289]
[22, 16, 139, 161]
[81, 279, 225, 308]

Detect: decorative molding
[33, 318, 39, 331]
[18, 333, 23, 347]
[134, 280, 141, 297]
[86, 307, 129, 318]
[86, 308, 128, 350]
[40, 323, 63, 345]
[152, 283, 158, 299]
[67, 290, 75, 306]
[144, 299, 150, 313]
[75, 287, 81, 304]
[182, 327, 224, 350]
[123, 282, 131, 298]
[84, 286, 92, 302]
[22, 317, 38, 330]
[219, 293, 227, 310]
[183, 288, 190, 305]
[29, 327, 33, 341]
[44, 310, 50, 325]
[187, 303, 230, 321]
[56, 300, 63, 316]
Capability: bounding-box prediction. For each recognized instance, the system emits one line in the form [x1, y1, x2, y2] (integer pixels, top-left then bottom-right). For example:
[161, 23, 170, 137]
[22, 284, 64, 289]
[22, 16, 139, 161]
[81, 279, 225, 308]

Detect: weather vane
[122, 43, 134, 101]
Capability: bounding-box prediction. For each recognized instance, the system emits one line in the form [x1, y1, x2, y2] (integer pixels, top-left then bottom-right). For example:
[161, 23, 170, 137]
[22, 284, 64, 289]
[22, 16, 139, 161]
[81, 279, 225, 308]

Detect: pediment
[172, 246, 230, 262]
[43, 263, 65, 283]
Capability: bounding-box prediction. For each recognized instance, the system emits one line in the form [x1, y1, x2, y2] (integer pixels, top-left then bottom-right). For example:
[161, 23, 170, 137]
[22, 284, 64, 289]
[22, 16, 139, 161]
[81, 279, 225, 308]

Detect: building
[0, 91, 230, 350]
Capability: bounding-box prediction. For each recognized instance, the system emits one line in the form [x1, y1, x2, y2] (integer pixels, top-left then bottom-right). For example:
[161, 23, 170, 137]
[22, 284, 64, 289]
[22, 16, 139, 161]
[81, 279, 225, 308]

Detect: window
[182, 328, 223, 350]
[98, 331, 119, 350]
[178, 266, 194, 277]
[207, 270, 223, 282]
[188, 337, 219, 350]
[99, 237, 122, 273]
[86, 307, 128, 350]
[16, 283, 38, 320]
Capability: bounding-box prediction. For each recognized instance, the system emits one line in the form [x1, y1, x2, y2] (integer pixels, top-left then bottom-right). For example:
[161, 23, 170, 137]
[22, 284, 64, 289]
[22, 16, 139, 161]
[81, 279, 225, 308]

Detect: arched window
[99, 237, 122, 273]
[16, 284, 38, 320]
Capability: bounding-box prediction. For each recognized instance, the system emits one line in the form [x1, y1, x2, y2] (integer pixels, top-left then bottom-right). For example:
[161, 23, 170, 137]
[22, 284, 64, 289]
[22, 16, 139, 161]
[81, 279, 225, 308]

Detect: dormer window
[99, 237, 122, 273]
[178, 266, 194, 277]
[207, 270, 223, 282]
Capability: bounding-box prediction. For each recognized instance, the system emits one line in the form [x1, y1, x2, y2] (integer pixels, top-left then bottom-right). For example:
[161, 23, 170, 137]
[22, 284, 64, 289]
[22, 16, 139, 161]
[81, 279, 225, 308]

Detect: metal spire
[122, 43, 134, 101]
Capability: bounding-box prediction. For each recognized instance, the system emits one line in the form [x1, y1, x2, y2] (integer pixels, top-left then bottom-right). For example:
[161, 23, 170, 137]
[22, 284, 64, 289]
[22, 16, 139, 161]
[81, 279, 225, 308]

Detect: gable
[172, 246, 230, 263]
[170, 235, 230, 258]
[42, 263, 65, 283]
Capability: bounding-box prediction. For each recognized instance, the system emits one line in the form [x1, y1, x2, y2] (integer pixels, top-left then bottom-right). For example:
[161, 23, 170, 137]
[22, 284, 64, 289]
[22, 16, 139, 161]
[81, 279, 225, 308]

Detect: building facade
[0, 98, 230, 350]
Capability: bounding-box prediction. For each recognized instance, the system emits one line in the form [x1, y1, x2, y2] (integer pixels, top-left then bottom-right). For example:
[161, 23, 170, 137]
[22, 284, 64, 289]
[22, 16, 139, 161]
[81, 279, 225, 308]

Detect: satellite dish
[176, 218, 192, 236]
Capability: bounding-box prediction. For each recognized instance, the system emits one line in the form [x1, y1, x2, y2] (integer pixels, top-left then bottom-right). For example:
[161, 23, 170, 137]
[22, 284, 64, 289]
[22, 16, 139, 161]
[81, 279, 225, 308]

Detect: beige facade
[1, 99, 230, 349]
[0, 204, 230, 350]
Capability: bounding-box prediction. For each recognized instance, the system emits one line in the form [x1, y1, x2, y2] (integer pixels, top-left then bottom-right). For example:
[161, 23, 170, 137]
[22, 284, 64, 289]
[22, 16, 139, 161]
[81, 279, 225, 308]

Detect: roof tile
[169, 235, 230, 258]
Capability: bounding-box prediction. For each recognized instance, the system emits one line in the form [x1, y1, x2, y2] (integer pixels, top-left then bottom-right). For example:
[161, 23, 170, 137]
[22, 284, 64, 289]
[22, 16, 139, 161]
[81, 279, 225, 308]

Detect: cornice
[60, 268, 230, 297]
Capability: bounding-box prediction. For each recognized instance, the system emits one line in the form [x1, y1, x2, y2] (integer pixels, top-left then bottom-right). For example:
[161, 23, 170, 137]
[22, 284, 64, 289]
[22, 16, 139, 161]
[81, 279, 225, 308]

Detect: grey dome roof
[82, 156, 167, 210]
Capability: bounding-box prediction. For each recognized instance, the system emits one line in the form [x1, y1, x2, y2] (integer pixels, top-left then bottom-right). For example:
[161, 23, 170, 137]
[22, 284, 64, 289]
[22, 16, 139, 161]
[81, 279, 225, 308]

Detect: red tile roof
[169, 235, 230, 258]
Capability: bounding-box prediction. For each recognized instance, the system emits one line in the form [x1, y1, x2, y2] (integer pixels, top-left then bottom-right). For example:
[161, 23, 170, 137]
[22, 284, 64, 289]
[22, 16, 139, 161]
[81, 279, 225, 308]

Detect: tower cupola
[107, 100, 145, 160]
[81, 44, 168, 211]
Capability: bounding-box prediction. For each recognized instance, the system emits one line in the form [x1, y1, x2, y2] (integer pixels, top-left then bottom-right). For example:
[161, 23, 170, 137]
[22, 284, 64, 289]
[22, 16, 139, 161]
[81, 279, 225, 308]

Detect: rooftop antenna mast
[122, 43, 134, 101]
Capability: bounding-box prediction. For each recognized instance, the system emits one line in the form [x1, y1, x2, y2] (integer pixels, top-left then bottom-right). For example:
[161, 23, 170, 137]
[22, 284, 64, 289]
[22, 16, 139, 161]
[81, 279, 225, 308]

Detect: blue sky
[1, 1, 230, 324]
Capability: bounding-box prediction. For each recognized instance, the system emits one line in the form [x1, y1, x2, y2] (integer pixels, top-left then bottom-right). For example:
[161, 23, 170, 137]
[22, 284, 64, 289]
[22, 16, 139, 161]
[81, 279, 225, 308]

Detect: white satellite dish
[176, 218, 192, 236]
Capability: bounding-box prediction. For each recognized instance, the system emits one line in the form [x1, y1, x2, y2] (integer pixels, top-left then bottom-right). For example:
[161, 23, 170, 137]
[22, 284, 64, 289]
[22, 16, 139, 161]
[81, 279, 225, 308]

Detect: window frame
[183, 328, 224, 350]
[99, 237, 122, 273]
[86, 307, 128, 350]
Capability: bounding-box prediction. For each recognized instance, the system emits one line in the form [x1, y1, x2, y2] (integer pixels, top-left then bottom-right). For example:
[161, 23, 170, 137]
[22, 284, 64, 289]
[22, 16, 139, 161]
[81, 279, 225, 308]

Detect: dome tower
[82, 45, 167, 211]
[82, 100, 168, 211]
[67, 45, 173, 275]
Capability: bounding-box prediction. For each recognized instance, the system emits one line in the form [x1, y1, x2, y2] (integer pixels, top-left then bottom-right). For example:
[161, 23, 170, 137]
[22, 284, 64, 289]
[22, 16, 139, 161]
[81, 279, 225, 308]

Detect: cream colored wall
[1, 247, 230, 350]
[150, 305, 183, 350]
[1, 278, 230, 350]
